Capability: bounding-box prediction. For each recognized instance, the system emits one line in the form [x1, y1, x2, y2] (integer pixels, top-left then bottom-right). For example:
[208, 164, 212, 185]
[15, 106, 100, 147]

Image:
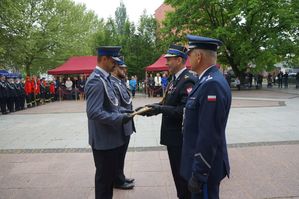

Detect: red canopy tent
[145, 54, 191, 72]
[48, 56, 97, 75]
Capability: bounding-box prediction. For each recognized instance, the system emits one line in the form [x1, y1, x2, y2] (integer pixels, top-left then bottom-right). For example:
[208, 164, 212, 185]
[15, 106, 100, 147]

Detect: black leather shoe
[114, 182, 135, 190]
[125, 178, 135, 183]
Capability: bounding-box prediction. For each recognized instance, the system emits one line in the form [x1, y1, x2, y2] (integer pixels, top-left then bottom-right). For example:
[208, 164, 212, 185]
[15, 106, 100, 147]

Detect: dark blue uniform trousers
[114, 136, 130, 185]
[191, 182, 220, 199]
[92, 145, 124, 199]
[167, 146, 191, 199]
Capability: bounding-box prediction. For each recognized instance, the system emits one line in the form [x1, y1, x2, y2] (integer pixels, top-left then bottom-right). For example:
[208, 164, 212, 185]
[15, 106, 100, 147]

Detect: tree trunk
[25, 65, 30, 76]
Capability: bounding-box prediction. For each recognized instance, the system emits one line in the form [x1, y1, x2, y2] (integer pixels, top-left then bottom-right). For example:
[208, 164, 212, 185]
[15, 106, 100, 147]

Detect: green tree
[114, 0, 128, 35]
[122, 10, 161, 78]
[94, 4, 161, 79]
[0, 0, 101, 75]
[162, 0, 299, 78]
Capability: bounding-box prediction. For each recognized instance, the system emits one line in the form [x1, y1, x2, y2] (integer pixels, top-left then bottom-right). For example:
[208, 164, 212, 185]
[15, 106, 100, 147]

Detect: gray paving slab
[0, 87, 299, 199]
[1, 88, 298, 150]
[0, 145, 298, 199]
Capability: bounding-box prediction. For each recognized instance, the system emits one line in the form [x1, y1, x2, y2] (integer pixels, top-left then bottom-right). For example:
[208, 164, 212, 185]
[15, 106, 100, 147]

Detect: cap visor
[164, 54, 178, 58]
[112, 57, 121, 62]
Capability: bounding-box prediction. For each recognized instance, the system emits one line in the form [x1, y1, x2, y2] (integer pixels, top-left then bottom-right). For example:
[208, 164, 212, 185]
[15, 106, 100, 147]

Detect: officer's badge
[184, 75, 189, 79]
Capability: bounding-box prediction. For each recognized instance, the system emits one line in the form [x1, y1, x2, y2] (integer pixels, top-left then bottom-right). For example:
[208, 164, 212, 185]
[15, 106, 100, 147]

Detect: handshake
[121, 104, 163, 124]
[133, 104, 163, 117]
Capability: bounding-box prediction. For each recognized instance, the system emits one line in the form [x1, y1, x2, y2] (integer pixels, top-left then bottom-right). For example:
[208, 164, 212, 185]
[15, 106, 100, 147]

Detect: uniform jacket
[6, 82, 17, 98]
[85, 67, 125, 150]
[15, 82, 23, 97]
[0, 80, 8, 98]
[181, 65, 231, 184]
[160, 69, 197, 146]
[111, 76, 136, 136]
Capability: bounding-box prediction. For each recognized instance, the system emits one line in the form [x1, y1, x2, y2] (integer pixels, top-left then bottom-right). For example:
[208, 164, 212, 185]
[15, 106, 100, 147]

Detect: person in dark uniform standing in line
[283, 72, 288, 88]
[85, 46, 134, 199]
[140, 44, 198, 199]
[277, 71, 283, 88]
[6, 76, 16, 113]
[78, 75, 86, 101]
[20, 78, 26, 110]
[111, 59, 136, 190]
[181, 35, 232, 199]
[14, 77, 22, 111]
[0, 74, 8, 114]
[54, 76, 60, 101]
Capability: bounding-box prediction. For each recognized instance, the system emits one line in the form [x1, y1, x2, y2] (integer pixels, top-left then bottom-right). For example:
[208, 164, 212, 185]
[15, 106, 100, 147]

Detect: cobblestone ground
[0, 87, 298, 199]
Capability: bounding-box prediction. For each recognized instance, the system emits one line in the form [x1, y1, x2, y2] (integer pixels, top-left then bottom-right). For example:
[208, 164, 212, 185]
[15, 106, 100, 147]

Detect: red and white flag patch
[186, 87, 192, 94]
[207, 95, 217, 102]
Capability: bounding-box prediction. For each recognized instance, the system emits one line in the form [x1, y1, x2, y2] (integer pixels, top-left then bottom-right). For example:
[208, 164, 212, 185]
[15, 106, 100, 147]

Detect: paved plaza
[0, 86, 299, 199]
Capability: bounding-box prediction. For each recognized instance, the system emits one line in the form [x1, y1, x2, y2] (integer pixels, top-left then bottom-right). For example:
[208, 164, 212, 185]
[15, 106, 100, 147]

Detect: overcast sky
[72, 0, 164, 25]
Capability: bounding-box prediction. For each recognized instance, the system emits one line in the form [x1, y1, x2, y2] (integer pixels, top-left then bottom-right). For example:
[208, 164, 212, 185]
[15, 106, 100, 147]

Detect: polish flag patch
[186, 87, 192, 94]
[207, 95, 217, 101]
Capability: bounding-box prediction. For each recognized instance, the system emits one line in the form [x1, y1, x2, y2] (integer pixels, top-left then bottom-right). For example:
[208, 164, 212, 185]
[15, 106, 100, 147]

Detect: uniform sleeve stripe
[194, 153, 211, 169]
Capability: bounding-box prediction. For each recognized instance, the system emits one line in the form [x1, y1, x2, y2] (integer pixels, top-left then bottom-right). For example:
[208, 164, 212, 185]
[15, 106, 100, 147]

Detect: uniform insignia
[184, 75, 189, 79]
[170, 87, 176, 93]
[199, 76, 207, 83]
[186, 87, 192, 94]
[95, 73, 100, 77]
[207, 95, 216, 102]
[206, 75, 213, 81]
[169, 83, 174, 90]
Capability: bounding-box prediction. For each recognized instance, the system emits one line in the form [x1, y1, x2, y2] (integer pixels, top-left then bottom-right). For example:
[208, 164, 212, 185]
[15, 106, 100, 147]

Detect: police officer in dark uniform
[0, 74, 8, 114]
[181, 35, 232, 199]
[19, 78, 26, 110]
[85, 46, 134, 199]
[111, 59, 135, 189]
[141, 44, 198, 199]
[14, 77, 22, 111]
[6, 76, 16, 113]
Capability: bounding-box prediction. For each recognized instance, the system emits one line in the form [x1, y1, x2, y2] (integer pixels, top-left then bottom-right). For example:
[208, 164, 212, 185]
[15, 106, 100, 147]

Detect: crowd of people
[225, 70, 299, 90]
[0, 74, 57, 115]
[145, 72, 169, 97]
[270, 71, 299, 88]
[0, 74, 27, 114]
[0, 74, 88, 115]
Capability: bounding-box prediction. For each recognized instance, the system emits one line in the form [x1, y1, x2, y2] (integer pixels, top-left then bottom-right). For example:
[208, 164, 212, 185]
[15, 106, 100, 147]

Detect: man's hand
[134, 107, 143, 112]
[188, 174, 203, 193]
[122, 114, 133, 124]
[134, 106, 158, 116]
[145, 104, 164, 116]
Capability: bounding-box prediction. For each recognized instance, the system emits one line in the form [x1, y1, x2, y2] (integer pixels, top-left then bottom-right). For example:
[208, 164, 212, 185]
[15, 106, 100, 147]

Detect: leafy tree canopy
[0, 0, 161, 78]
[0, 0, 102, 75]
[162, 0, 299, 77]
